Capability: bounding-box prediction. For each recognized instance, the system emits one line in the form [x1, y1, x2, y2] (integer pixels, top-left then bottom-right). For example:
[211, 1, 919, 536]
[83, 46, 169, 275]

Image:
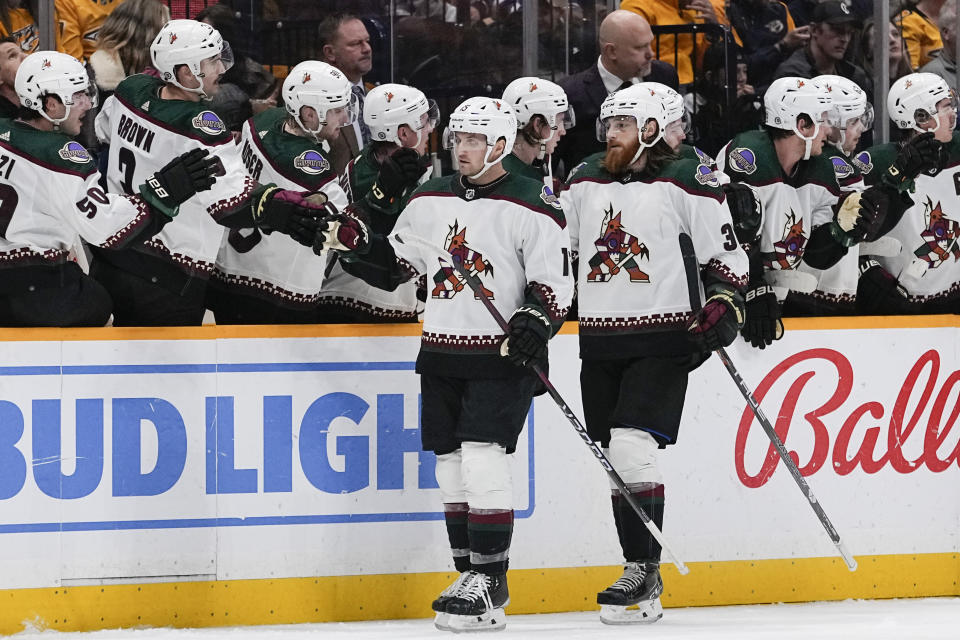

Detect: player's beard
[602, 137, 641, 176]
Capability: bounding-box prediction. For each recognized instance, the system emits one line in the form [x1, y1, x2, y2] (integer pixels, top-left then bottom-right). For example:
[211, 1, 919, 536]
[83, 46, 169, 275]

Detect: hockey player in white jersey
[208, 60, 352, 324]
[560, 84, 748, 625]
[500, 76, 573, 187]
[312, 97, 573, 632]
[319, 81, 438, 322]
[0, 51, 219, 327]
[93, 19, 330, 326]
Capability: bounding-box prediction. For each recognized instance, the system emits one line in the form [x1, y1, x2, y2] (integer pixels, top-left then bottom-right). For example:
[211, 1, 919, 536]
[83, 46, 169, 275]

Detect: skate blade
[447, 607, 506, 633]
[434, 611, 451, 631]
[599, 600, 663, 625]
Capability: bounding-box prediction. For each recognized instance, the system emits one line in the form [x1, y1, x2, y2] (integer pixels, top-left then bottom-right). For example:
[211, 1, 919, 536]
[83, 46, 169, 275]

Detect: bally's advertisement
[0, 319, 958, 632]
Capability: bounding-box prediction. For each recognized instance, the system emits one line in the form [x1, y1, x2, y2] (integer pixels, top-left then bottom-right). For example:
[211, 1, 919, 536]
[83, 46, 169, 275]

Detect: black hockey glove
[500, 305, 551, 368]
[313, 213, 370, 256]
[881, 132, 948, 191]
[366, 148, 424, 211]
[252, 187, 334, 246]
[856, 258, 907, 315]
[139, 148, 220, 217]
[832, 189, 887, 246]
[688, 288, 744, 352]
[722, 182, 762, 245]
[740, 284, 784, 349]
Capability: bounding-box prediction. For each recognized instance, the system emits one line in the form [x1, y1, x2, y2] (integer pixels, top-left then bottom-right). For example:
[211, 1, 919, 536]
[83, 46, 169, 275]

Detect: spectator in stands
[920, 0, 957, 82]
[620, 0, 729, 85]
[0, 0, 37, 52]
[858, 19, 913, 86]
[726, 0, 808, 91]
[89, 0, 169, 101]
[0, 35, 24, 117]
[554, 9, 678, 177]
[896, 0, 945, 69]
[55, 0, 125, 63]
[196, 4, 277, 132]
[773, 1, 871, 96]
[166, 0, 217, 20]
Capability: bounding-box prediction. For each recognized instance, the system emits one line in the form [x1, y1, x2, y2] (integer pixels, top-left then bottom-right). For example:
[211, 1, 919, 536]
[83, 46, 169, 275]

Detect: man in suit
[555, 10, 679, 178]
[319, 13, 374, 174]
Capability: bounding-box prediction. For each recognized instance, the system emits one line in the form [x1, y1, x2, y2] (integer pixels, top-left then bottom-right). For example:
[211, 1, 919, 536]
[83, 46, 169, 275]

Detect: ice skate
[432, 571, 472, 631]
[444, 571, 509, 633]
[597, 561, 664, 625]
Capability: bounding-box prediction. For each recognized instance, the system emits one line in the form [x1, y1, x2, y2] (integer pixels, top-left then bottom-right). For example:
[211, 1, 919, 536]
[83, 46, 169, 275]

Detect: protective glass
[442, 127, 488, 151]
[327, 91, 359, 127]
[558, 105, 575, 129]
[70, 81, 99, 109]
[596, 114, 637, 142]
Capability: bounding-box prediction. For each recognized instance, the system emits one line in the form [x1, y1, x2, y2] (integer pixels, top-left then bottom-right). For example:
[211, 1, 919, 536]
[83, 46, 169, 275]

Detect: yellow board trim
[1, 553, 957, 634]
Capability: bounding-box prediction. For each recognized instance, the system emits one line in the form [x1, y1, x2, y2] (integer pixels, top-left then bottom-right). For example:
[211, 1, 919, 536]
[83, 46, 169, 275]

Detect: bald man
[554, 10, 679, 177]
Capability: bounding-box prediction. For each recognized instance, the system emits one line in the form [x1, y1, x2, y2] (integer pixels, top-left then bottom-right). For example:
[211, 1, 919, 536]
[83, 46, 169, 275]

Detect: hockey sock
[467, 508, 514, 575]
[610, 493, 627, 552]
[444, 502, 471, 573]
[617, 484, 665, 563]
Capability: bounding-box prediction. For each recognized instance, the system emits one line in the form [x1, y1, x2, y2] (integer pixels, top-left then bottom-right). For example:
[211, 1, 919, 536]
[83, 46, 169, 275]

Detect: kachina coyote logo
[763, 211, 806, 270]
[914, 197, 960, 269]
[431, 221, 495, 299]
[586, 205, 650, 282]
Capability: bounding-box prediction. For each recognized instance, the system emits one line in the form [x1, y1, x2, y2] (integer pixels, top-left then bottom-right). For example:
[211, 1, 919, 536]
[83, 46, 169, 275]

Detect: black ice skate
[597, 561, 664, 625]
[444, 570, 509, 632]
[432, 571, 472, 631]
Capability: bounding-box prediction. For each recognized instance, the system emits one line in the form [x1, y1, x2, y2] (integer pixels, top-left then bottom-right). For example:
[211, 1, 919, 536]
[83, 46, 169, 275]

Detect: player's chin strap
[467, 144, 504, 181]
[794, 120, 820, 160]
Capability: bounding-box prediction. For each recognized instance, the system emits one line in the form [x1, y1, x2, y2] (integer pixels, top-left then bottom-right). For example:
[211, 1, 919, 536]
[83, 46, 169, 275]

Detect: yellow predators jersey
[56, 0, 126, 62]
[896, 9, 942, 70]
[0, 8, 39, 53]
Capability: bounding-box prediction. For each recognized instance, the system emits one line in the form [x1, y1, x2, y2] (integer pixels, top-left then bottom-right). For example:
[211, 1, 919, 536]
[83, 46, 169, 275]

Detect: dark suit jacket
[554, 60, 679, 178]
[327, 124, 361, 176]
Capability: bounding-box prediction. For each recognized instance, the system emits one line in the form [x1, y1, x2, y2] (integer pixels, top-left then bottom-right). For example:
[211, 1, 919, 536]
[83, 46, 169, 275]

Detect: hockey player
[857, 73, 960, 314]
[208, 60, 354, 324]
[501, 76, 573, 187]
[312, 97, 573, 632]
[0, 51, 219, 327]
[560, 84, 749, 624]
[93, 19, 329, 326]
[318, 82, 438, 322]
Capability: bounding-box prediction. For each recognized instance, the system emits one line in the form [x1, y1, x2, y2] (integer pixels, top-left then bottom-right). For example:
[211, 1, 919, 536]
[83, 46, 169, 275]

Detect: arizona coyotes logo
[763, 211, 806, 270]
[169, 33, 178, 44]
[586, 205, 650, 282]
[431, 221, 495, 299]
[386, 91, 394, 102]
[528, 82, 537, 92]
[914, 197, 960, 268]
[493, 100, 502, 110]
[41, 58, 51, 69]
[302, 72, 311, 83]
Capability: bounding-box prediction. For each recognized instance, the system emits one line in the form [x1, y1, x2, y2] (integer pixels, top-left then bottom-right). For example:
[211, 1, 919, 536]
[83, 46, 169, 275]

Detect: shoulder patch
[293, 149, 330, 175]
[830, 156, 855, 180]
[728, 147, 757, 174]
[58, 141, 91, 164]
[540, 184, 562, 209]
[191, 110, 226, 136]
[694, 146, 716, 166]
[694, 162, 721, 187]
[852, 150, 873, 174]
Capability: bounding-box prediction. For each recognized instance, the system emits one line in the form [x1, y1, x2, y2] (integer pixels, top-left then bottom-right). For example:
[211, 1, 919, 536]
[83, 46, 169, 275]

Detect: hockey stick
[394, 231, 690, 576]
[678, 233, 857, 572]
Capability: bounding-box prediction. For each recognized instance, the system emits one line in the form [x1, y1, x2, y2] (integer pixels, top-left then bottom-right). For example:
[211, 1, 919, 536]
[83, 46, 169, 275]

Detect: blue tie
[352, 84, 371, 145]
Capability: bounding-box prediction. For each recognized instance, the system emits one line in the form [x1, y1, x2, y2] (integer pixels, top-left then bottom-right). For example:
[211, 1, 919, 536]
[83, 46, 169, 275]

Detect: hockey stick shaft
[395, 232, 690, 575]
[678, 233, 857, 571]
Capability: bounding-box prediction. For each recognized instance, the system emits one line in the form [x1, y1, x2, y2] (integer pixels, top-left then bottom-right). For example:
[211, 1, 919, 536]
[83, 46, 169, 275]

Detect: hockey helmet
[887, 72, 958, 133]
[638, 81, 690, 133]
[444, 96, 518, 179]
[764, 76, 832, 159]
[812, 75, 872, 154]
[597, 84, 670, 166]
[363, 83, 439, 147]
[15, 51, 98, 127]
[283, 60, 358, 142]
[151, 20, 234, 99]
[502, 77, 575, 143]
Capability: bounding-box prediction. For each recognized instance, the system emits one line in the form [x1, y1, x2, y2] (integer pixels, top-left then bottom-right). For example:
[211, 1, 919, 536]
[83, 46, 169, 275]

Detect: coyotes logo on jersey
[914, 197, 960, 269]
[431, 221, 495, 299]
[763, 211, 806, 270]
[586, 205, 650, 283]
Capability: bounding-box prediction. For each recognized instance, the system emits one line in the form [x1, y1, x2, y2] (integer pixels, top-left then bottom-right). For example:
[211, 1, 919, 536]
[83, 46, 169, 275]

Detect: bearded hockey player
[208, 60, 353, 324]
[318, 82, 438, 322]
[501, 76, 573, 187]
[857, 72, 959, 314]
[93, 20, 328, 326]
[0, 51, 219, 327]
[312, 97, 573, 632]
[560, 84, 748, 624]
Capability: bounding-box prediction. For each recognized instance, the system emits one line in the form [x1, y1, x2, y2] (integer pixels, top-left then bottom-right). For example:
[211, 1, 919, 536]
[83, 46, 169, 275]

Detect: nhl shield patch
[192, 110, 226, 135]
[58, 141, 91, 164]
[729, 147, 757, 174]
[294, 150, 330, 175]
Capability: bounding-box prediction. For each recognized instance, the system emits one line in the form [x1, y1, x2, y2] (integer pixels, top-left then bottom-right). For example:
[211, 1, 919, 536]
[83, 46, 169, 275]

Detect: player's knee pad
[460, 441, 513, 510]
[608, 428, 662, 491]
[435, 449, 466, 504]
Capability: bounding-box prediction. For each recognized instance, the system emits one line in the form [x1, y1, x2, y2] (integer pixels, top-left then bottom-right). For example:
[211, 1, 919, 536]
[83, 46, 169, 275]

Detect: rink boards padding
[0, 317, 958, 634]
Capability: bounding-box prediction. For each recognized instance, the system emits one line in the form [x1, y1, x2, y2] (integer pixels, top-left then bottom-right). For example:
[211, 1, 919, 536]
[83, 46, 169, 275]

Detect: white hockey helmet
[812, 75, 872, 154]
[597, 83, 670, 166]
[151, 20, 234, 98]
[283, 60, 358, 141]
[363, 83, 439, 147]
[502, 77, 575, 143]
[15, 51, 98, 127]
[887, 72, 958, 133]
[764, 76, 832, 159]
[443, 96, 518, 179]
[638, 81, 689, 133]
